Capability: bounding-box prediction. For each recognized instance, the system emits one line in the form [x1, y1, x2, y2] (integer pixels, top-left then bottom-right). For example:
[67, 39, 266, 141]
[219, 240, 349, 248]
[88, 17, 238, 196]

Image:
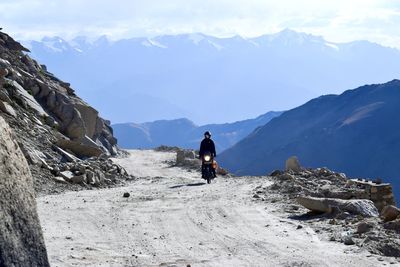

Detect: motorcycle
[201, 151, 217, 184]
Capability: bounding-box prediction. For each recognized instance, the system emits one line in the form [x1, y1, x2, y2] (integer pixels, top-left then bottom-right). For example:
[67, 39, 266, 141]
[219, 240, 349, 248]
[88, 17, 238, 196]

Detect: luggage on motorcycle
[212, 160, 218, 170]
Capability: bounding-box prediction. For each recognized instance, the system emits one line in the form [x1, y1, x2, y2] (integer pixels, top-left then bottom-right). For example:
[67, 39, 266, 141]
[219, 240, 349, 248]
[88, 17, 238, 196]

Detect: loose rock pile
[46, 157, 131, 186]
[267, 167, 370, 200]
[254, 158, 400, 258]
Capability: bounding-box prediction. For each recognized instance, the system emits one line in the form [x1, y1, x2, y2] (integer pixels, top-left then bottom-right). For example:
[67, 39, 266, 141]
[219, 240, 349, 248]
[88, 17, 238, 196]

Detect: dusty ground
[37, 150, 392, 266]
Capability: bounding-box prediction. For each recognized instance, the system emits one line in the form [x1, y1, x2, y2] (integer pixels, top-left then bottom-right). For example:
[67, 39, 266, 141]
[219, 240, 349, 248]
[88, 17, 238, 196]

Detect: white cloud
[1, 0, 400, 48]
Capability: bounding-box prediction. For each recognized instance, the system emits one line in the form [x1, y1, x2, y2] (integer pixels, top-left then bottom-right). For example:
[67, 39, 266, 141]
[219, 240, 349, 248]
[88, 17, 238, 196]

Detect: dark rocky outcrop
[0, 116, 49, 267]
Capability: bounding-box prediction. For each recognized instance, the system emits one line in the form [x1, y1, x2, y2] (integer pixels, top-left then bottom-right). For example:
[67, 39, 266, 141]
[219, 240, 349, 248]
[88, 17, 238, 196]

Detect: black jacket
[199, 138, 216, 157]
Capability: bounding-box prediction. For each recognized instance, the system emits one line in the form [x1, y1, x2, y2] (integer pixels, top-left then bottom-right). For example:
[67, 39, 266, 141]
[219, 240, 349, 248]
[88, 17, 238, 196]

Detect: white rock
[59, 171, 74, 182]
[0, 101, 16, 117]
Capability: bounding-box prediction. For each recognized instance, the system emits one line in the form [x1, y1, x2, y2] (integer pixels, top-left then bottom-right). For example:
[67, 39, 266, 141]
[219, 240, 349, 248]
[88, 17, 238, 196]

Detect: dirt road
[37, 150, 386, 266]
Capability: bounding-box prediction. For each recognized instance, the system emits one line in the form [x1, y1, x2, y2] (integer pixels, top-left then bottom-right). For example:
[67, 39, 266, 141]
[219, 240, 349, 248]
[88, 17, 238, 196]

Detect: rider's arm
[212, 141, 216, 157]
[199, 140, 204, 156]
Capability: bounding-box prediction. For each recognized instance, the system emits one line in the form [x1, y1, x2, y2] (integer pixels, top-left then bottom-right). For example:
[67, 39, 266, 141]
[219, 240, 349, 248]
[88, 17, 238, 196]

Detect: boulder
[0, 67, 9, 78]
[176, 150, 186, 165]
[46, 90, 56, 109]
[19, 142, 47, 166]
[285, 156, 301, 172]
[53, 146, 80, 162]
[95, 170, 105, 184]
[74, 103, 99, 139]
[30, 83, 41, 96]
[0, 116, 49, 266]
[86, 170, 96, 185]
[297, 196, 379, 217]
[0, 90, 11, 102]
[0, 100, 16, 117]
[341, 233, 355, 245]
[297, 196, 332, 214]
[356, 221, 374, 233]
[8, 80, 48, 117]
[183, 150, 196, 159]
[56, 137, 103, 158]
[45, 115, 56, 128]
[383, 219, 400, 233]
[59, 170, 74, 182]
[64, 108, 86, 140]
[70, 174, 86, 184]
[381, 205, 400, 222]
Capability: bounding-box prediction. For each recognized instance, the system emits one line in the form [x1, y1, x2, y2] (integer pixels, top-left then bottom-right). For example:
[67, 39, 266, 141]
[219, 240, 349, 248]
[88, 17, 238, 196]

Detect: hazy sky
[1, 0, 400, 47]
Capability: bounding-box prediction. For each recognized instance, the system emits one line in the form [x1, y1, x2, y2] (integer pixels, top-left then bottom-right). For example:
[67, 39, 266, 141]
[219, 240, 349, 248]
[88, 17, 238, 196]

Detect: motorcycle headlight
[204, 155, 211, 161]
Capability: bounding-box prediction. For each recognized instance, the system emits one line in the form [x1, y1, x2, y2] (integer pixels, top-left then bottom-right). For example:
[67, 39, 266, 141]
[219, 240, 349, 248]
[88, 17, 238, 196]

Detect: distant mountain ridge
[22, 29, 400, 124]
[219, 80, 400, 200]
[112, 111, 282, 152]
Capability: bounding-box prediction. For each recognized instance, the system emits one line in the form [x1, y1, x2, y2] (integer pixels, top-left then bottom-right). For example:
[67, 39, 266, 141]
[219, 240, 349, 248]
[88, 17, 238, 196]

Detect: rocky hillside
[0, 30, 130, 193]
[113, 111, 282, 152]
[219, 80, 400, 199]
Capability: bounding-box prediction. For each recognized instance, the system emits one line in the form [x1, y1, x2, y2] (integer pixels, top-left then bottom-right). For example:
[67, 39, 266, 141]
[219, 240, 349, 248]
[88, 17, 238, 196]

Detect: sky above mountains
[1, 0, 400, 48]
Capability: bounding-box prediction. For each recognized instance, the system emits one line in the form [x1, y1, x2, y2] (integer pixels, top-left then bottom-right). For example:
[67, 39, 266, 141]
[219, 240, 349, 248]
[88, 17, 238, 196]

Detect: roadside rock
[297, 196, 379, 217]
[383, 219, 400, 233]
[342, 234, 355, 245]
[381, 205, 400, 222]
[86, 170, 96, 185]
[70, 174, 86, 184]
[356, 221, 374, 234]
[176, 149, 186, 164]
[176, 149, 201, 169]
[297, 196, 332, 213]
[0, 116, 49, 266]
[59, 171, 74, 182]
[285, 156, 301, 172]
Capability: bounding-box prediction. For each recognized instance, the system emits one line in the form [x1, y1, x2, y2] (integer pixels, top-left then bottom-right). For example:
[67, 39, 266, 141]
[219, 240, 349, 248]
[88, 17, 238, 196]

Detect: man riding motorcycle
[199, 131, 216, 179]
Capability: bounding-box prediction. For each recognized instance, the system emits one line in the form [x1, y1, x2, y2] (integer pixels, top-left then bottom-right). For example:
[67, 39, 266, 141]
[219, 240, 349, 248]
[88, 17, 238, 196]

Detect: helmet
[204, 131, 211, 137]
